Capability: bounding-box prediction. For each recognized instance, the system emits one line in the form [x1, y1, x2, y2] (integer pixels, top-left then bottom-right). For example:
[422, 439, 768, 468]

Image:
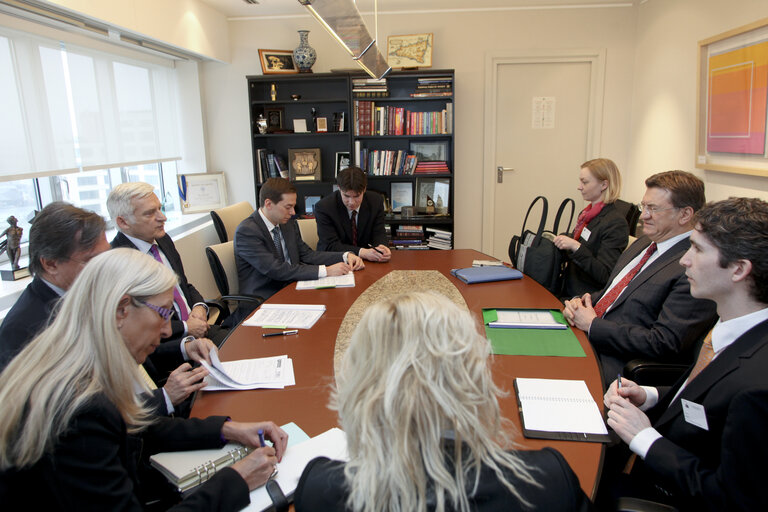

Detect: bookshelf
[246, 69, 455, 249]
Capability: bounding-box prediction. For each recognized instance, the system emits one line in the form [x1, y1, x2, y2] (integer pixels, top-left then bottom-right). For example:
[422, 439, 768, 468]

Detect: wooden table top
[191, 249, 604, 498]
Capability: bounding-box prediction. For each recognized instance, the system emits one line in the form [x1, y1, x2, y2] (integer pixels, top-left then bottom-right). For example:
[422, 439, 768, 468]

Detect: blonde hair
[0, 248, 178, 470]
[581, 158, 622, 204]
[333, 292, 538, 512]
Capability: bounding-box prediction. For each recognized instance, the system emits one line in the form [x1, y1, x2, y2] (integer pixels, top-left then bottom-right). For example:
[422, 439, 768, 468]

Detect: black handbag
[509, 196, 575, 294]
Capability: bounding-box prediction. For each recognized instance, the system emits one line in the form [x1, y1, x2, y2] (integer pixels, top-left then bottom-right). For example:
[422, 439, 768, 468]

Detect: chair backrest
[613, 199, 641, 237]
[205, 241, 238, 297]
[297, 218, 319, 250]
[210, 201, 254, 243]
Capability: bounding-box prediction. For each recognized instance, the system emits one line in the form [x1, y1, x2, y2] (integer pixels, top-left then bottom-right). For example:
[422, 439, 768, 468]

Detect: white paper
[489, 310, 567, 329]
[242, 303, 326, 329]
[243, 428, 349, 512]
[293, 119, 308, 133]
[296, 273, 355, 290]
[516, 378, 608, 435]
[201, 351, 295, 391]
[681, 399, 709, 430]
[532, 96, 556, 129]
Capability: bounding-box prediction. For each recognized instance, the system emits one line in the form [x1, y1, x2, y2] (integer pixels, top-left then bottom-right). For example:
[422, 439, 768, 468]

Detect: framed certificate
[178, 173, 227, 214]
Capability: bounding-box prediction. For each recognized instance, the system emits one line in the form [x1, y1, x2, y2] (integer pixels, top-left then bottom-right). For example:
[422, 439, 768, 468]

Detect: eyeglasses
[134, 298, 174, 321]
[637, 203, 680, 215]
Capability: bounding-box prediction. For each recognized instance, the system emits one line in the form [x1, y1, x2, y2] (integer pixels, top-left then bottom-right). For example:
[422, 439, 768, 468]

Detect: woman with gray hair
[0, 248, 287, 510]
[294, 292, 592, 512]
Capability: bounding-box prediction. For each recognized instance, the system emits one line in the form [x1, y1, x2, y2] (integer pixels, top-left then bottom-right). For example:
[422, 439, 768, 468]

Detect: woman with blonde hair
[0, 248, 287, 510]
[554, 158, 629, 298]
[294, 292, 591, 512]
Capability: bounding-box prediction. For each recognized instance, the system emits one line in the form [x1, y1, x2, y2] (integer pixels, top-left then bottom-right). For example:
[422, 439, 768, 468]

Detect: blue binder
[450, 266, 523, 284]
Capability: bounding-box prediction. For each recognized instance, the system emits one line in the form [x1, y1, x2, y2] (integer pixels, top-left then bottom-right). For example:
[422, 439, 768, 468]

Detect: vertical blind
[0, 27, 181, 182]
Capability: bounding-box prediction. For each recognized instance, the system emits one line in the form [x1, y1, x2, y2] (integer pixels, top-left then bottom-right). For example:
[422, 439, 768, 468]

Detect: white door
[482, 50, 605, 261]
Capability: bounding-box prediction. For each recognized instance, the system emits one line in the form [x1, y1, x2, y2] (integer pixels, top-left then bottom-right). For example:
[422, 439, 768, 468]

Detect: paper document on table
[296, 273, 355, 290]
[243, 428, 348, 512]
[243, 303, 326, 329]
[515, 378, 609, 442]
[201, 350, 295, 391]
[489, 310, 567, 329]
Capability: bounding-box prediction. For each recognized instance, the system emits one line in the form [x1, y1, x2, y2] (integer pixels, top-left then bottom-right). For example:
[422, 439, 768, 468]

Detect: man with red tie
[564, 171, 717, 385]
[601, 197, 768, 510]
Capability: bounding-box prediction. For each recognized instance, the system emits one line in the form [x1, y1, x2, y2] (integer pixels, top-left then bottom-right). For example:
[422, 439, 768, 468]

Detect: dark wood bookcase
[246, 69, 455, 248]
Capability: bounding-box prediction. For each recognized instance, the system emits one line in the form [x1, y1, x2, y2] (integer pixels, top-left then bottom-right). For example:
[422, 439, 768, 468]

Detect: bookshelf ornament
[293, 30, 317, 73]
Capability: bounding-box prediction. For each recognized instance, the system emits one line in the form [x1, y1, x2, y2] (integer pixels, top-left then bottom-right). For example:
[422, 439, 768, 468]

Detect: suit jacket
[588, 236, 717, 384]
[0, 394, 249, 511]
[0, 276, 60, 371]
[630, 318, 768, 511]
[234, 212, 344, 303]
[561, 203, 629, 298]
[294, 447, 592, 512]
[314, 190, 388, 254]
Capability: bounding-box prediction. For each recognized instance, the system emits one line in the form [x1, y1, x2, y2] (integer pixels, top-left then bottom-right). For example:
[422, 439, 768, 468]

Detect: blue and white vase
[293, 30, 316, 73]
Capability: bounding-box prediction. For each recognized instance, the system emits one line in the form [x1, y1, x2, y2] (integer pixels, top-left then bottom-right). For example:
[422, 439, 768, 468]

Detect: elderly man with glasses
[564, 171, 718, 386]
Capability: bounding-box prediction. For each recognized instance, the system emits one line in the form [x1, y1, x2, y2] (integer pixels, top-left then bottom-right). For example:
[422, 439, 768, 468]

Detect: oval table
[191, 249, 604, 499]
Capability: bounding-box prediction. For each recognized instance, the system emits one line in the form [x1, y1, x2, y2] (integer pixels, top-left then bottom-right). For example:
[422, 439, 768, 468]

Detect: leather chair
[210, 201, 254, 243]
[614, 199, 642, 237]
[205, 241, 264, 313]
[297, 218, 319, 250]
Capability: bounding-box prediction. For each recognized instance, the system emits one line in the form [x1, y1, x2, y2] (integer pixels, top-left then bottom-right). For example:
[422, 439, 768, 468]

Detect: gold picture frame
[387, 33, 433, 69]
[288, 148, 322, 181]
[259, 49, 299, 75]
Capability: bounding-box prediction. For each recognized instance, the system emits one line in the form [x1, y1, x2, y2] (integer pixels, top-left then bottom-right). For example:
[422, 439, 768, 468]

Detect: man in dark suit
[602, 197, 768, 510]
[315, 166, 391, 262]
[564, 171, 717, 384]
[234, 178, 364, 321]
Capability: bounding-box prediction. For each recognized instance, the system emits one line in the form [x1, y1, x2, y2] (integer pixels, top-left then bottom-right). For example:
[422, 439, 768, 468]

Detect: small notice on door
[532, 96, 556, 129]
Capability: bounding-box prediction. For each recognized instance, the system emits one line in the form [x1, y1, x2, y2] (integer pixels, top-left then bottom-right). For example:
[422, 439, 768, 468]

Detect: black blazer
[0, 276, 60, 371]
[561, 203, 629, 298]
[233, 212, 344, 303]
[0, 394, 249, 511]
[294, 447, 593, 512]
[314, 190, 388, 254]
[588, 236, 717, 384]
[630, 318, 768, 510]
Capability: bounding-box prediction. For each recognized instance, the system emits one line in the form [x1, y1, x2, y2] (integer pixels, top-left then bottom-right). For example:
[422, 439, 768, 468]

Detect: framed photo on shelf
[304, 195, 322, 216]
[410, 141, 448, 161]
[293, 119, 309, 133]
[178, 173, 227, 214]
[264, 107, 284, 132]
[258, 49, 299, 75]
[416, 178, 450, 213]
[288, 148, 322, 181]
[390, 182, 413, 212]
[316, 117, 328, 132]
[335, 152, 351, 176]
[387, 33, 433, 69]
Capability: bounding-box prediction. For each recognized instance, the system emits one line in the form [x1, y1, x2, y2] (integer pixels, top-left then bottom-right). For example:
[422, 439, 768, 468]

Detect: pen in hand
[258, 429, 266, 447]
[367, 243, 384, 255]
[617, 373, 622, 390]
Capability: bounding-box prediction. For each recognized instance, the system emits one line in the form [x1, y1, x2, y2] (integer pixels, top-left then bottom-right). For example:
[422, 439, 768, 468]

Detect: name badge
[681, 399, 709, 430]
[581, 227, 592, 241]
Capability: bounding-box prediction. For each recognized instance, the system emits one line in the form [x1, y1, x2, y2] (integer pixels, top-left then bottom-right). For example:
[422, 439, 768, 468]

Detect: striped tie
[148, 244, 188, 321]
[272, 227, 286, 262]
[594, 243, 657, 317]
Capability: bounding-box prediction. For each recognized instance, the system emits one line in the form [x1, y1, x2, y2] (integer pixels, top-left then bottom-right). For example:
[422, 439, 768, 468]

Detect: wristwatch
[181, 335, 195, 345]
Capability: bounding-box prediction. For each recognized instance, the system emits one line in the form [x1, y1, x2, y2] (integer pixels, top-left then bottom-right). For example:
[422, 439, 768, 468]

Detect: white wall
[627, 0, 768, 203]
[201, 6, 639, 251]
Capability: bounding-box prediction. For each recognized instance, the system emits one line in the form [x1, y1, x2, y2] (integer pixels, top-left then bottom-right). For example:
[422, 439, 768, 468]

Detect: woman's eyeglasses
[134, 298, 174, 321]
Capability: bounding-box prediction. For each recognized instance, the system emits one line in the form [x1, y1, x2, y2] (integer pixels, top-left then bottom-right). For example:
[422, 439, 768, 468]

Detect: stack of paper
[296, 273, 355, 290]
[489, 310, 567, 330]
[243, 304, 326, 329]
[201, 349, 295, 391]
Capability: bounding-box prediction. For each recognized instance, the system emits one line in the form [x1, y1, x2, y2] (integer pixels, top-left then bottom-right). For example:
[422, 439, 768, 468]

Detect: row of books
[385, 224, 454, 250]
[359, 149, 418, 176]
[411, 76, 453, 98]
[255, 148, 288, 183]
[413, 161, 450, 174]
[354, 101, 453, 136]
[352, 77, 389, 98]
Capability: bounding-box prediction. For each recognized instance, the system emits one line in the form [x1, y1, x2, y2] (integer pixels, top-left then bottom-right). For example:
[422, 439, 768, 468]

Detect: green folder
[482, 309, 585, 357]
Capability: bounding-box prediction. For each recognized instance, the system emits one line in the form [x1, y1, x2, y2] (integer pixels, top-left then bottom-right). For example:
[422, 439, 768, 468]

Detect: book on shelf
[353, 101, 452, 135]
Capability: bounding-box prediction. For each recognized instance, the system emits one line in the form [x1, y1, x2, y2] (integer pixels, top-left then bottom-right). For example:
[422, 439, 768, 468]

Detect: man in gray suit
[564, 171, 717, 385]
[233, 178, 364, 321]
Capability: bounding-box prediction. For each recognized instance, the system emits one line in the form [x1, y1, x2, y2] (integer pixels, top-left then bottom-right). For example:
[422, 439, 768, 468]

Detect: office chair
[205, 241, 264, 313]
[210, 201, 254, 243]
[297, 218, 319, 250]
[614, 199, 641, 237]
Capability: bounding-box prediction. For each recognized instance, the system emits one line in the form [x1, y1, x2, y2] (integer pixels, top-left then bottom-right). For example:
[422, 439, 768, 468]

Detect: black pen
[367, 243, 384, 255]
[262, 330, 299, 338]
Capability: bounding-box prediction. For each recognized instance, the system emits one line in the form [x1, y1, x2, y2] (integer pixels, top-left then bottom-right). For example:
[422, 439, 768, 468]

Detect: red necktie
[149, 244, 189, 321]
[594, 242, 657, 317]
[351, 210, 358, 246]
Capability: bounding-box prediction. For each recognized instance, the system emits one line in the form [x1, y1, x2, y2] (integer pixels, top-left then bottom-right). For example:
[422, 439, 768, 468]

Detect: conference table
[192, 249, 605, 499]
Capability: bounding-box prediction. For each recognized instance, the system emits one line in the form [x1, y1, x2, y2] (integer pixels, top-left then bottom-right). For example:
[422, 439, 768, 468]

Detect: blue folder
[450, 266, 523, 284]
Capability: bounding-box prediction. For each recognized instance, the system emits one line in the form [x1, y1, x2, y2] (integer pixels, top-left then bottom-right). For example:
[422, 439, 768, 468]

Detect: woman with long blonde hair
[294, 292, 591, 512]
[0, 249, 287, 510]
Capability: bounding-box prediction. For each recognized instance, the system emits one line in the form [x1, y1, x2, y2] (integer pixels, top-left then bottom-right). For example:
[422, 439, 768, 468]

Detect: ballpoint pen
[262, 330, 299, 338]
[258, 429, 266, 447]
[617, 373, 622, 389]
[367, 243, 384, 255]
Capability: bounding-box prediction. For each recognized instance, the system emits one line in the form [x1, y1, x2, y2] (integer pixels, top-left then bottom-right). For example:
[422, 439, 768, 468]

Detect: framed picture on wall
[259, 49, 299, 74]
[288, 148, 322, 181]
[409, 141, 448, 161]
[178, 173, 227, 214]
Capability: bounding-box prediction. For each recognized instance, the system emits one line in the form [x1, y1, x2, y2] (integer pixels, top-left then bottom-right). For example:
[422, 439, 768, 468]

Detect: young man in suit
[602, 197, 768, 510]
[564, 171, 717, 385]
[233, 178, 364, 321]
[314, 166, 391, 262]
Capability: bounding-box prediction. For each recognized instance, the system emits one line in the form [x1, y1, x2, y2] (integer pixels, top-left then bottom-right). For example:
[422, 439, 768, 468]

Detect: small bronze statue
[1, 216, 23, 270]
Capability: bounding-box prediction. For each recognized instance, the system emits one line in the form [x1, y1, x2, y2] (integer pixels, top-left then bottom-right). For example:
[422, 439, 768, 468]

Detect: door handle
[497, 166, 515, 183]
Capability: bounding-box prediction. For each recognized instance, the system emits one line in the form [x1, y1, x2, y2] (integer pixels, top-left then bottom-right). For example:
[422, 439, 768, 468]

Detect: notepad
[450, 266, 523, 284]
[514, 378, 610, 443]
[296, 273, 355, 290]
[150, 443, 253, 492]
[243, 303, 326, 329]
[488, 310, 567, 329]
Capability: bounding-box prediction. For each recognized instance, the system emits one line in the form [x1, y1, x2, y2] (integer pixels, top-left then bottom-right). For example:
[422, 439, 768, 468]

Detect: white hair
[106, 181, 156, 222]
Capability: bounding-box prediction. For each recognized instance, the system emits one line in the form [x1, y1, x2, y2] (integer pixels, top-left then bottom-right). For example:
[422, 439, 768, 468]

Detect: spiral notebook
[150, 443, 253, 492]
[514, 378, 610, 443]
